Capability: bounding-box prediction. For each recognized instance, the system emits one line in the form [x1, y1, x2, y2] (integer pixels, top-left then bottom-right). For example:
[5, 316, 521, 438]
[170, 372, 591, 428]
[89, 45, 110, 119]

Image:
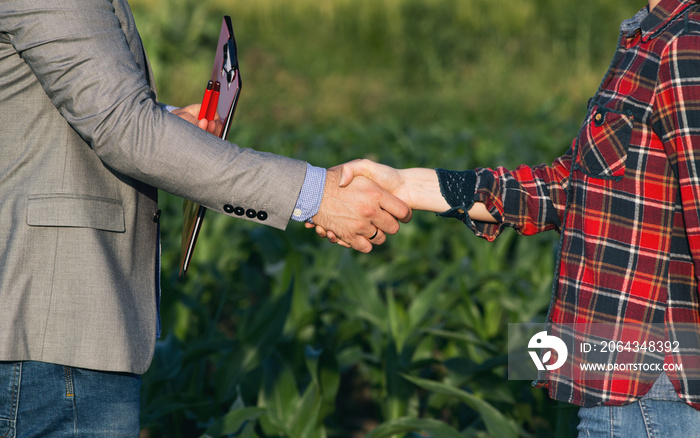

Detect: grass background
[128, 0, 644, 436]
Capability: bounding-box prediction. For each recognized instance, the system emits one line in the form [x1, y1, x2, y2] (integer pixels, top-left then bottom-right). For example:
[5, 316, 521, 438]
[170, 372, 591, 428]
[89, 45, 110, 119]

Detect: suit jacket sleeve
[0, 0, 307, 229]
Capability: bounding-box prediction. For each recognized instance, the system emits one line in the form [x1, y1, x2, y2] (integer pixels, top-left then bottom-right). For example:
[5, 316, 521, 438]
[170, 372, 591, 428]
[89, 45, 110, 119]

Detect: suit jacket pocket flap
[26, 194, 125, 232]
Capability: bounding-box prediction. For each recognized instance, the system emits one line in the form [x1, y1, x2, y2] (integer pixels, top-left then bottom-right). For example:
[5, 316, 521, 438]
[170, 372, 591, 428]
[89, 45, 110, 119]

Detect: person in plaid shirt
[313, 0, 700, 435]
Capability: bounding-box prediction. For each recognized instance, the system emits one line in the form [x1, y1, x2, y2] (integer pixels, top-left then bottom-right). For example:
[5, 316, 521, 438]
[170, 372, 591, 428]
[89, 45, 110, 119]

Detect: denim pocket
[0, 363, 20, 437]
[576, 107, 633, 180]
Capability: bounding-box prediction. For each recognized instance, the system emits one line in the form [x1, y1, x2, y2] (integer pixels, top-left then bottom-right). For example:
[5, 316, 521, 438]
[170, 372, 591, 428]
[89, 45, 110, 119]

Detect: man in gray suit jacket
[0, 0, 410, 435]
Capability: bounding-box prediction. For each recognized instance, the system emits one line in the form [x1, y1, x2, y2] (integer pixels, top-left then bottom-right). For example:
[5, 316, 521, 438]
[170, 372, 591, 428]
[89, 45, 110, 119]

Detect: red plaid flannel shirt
[459, 0, 700, 408]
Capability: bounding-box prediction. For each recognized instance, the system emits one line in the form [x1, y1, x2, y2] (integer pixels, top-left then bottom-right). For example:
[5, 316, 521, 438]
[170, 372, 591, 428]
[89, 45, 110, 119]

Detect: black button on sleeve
[233, 207, 245, 216]
[223, 204, 235, 214]
[246, 209, 257, 218]
[257, 211, 268, 221]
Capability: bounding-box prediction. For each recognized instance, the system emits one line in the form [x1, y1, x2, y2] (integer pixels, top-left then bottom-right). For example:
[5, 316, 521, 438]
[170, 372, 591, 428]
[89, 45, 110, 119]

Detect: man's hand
[171, 104, 223, 136]
[310, 167, 412, 253]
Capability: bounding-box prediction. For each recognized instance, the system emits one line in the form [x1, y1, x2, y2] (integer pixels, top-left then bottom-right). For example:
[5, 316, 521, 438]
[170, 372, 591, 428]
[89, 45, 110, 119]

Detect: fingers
[337, 177, 399, 250]
[368, 228, 386, 245]
[206, 113, 224, 136]
[379, 187, 413, 223]
[330, 226, 385, 249]
[314, 224, 328, 238]
[171, 104, 200, 124]
[326, 230, 352, 248]
[311, 169, 409, 253]
[311, 223, 377, 248]
[305, 222, 353, 248]
[172, 103, 222, 136]
[365, 206, 403, 236]
[195, 117, 218, 135]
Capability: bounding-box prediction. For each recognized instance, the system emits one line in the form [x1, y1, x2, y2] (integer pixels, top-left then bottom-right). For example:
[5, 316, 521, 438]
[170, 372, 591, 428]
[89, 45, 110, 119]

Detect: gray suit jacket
[0, 0, 307, 374]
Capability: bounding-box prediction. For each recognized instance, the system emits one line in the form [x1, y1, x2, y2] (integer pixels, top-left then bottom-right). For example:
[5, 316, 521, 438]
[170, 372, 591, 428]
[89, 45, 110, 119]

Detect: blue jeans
[0, 361, 141, 437]
[577, 372, 700, 437]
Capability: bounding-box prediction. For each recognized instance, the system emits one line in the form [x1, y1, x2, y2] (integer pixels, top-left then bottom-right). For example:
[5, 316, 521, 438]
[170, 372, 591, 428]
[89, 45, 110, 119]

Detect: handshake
[308, 159, 453, 253]
[174, 103, 490, 251]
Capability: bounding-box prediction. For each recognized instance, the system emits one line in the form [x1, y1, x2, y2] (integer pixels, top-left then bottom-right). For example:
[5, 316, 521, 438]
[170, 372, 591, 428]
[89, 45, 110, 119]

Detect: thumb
[336, 159, 371, 187]
[338, 164, 356, 187]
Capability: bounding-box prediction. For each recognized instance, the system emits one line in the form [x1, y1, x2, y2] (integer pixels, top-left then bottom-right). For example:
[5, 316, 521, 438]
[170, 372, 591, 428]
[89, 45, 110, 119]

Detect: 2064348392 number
[594, 340, 680, 353]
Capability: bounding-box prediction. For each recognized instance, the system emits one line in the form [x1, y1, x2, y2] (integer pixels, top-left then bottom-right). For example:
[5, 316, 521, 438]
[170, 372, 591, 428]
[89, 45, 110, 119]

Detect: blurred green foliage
[130, 0, 643, 437]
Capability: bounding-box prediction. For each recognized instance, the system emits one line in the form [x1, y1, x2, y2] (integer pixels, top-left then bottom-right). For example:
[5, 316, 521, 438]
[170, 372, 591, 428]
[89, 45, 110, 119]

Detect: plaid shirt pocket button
[577, 109, 633, 180]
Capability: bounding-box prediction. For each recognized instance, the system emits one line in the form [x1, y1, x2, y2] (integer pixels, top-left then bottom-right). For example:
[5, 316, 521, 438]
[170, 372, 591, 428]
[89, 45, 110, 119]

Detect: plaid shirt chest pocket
[575, 107, 634, 180]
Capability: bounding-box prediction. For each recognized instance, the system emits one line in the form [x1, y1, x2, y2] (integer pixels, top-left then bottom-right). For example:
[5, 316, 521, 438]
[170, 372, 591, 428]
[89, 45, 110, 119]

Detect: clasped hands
[308, 161, 413, 253]
[311, 159, 496, 250]
[308, 159, 449, 252]
[172, 103, 424, 253]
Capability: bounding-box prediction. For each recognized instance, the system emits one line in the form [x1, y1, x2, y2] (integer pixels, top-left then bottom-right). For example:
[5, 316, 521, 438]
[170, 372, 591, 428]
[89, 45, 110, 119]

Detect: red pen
[205, 81, 221, 122]
[197, 80, 214, 120]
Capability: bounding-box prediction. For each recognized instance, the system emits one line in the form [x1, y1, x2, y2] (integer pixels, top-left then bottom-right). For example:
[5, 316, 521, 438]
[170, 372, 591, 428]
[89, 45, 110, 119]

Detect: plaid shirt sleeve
[470, 149, 573, 241]
[436, 150, 573, 241]
[654, 32, 700, 278]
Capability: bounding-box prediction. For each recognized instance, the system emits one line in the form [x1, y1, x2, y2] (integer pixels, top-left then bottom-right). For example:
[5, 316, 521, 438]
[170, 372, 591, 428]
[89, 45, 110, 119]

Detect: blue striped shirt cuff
[158, 102, 178, 113]
[291, 164, 326, 223]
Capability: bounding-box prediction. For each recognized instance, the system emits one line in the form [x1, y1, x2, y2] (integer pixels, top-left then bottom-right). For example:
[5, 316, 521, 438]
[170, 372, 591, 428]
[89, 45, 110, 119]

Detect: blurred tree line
[129, 0, 643, 437]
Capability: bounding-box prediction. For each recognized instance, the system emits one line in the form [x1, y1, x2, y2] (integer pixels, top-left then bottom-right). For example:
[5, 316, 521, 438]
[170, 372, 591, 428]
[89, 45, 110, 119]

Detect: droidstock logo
[528, 331, 568, 371]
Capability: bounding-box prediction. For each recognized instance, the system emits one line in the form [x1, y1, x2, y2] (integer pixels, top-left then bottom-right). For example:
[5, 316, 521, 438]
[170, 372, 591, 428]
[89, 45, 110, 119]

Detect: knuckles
[356, 204, 376, 219]
[385, 221, 400, 235]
